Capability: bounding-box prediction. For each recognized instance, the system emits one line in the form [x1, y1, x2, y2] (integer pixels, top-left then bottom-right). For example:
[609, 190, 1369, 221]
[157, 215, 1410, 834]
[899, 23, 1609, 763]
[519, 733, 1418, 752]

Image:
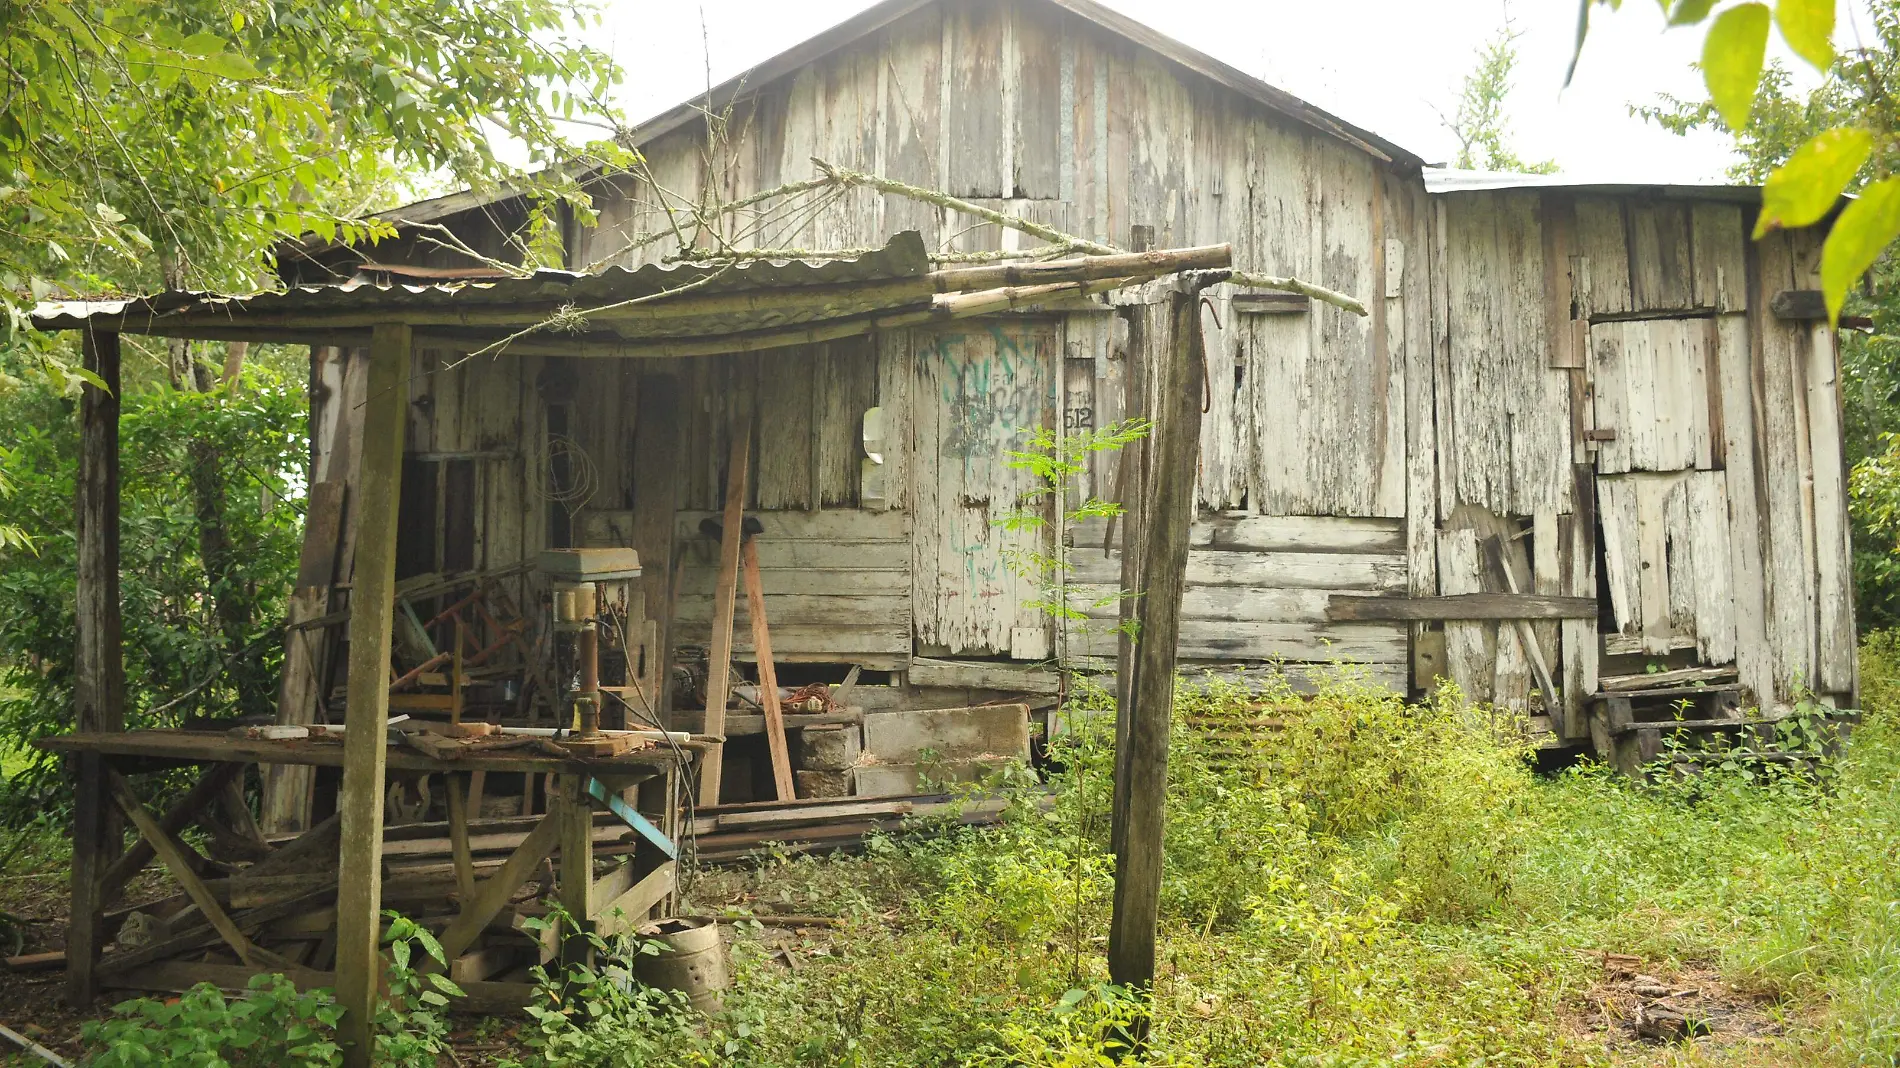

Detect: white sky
[580, 0, 1870, 184]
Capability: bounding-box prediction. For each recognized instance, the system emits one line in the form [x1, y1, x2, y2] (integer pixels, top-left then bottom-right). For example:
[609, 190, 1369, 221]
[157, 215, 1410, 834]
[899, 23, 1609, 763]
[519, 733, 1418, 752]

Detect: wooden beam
[435, 812, 561, 963]
[335, 322, 410, 1068]
[68, 324, 123, 1009]
[699, 372, 751, 806]
[1326, 593, 1598, 621]
[557, 776, 595, 970]
[1108, 284, 1210, 997]
[594, 861, 676, 937]
[741, 537, 796, 801]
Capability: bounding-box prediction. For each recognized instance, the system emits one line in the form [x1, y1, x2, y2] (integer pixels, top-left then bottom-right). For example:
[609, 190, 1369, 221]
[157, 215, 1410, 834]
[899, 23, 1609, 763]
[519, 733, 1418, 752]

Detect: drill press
[537, 547, 642, 757]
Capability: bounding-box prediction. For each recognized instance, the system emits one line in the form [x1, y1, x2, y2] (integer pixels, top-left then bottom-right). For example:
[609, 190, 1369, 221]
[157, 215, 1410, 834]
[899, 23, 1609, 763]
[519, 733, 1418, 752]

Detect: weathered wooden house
[276, 0, 1857, 757]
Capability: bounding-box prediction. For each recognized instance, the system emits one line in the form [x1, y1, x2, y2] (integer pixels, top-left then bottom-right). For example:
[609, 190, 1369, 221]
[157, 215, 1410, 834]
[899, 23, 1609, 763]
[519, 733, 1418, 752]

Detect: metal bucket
[633, 917, 729, 1013]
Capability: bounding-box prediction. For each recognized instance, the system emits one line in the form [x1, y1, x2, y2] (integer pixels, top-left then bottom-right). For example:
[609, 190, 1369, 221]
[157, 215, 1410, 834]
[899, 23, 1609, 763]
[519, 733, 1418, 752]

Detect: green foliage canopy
[1, 0, 630, 385]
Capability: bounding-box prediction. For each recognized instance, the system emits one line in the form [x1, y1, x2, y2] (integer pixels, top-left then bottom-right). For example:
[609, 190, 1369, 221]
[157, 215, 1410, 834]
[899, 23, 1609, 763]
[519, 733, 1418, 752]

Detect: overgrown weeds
[67, 642, 1900, 1066]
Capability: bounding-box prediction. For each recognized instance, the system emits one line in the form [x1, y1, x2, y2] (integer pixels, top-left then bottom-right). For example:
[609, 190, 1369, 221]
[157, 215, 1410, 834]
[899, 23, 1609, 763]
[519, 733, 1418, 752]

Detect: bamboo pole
[335, 323, 410, 1068]
[811, 159, 1367, 315]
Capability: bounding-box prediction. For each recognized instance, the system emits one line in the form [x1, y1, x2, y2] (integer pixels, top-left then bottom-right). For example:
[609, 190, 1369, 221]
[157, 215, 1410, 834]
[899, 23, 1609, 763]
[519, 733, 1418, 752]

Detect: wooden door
[909, 321, 1059, 658]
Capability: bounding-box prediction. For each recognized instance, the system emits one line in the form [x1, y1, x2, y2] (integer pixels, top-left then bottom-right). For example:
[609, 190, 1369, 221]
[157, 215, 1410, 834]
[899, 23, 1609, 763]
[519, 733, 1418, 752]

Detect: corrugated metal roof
[1423, 167, 1761, 202]
[35, 231, 932, 339]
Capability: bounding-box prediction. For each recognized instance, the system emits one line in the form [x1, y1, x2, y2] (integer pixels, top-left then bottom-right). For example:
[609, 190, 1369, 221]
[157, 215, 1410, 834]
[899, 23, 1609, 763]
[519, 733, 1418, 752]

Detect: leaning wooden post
[67, 325, 123, 1008]
[1107, 279, 1216, 996]
[335, 323, 410, 1067]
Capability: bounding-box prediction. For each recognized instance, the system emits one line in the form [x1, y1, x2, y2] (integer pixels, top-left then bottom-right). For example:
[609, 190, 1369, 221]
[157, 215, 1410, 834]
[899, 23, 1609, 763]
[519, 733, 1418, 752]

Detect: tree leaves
[1704, 3, 1772, 131]
[1755, 126, 1870, 238]
[1776, 0, 1836, 71]
[1823, 179, 1900, 321]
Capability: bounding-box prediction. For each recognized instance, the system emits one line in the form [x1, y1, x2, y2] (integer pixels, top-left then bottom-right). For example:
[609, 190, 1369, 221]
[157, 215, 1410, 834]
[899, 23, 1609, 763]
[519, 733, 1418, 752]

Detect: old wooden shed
[282, 0, 1857, 756]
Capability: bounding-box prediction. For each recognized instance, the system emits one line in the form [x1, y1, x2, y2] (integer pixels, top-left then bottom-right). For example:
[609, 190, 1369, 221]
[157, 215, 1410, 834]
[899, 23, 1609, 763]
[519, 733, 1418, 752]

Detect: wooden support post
[1109, 305, 1157, 862]
[630, 375, 683, 726]
[742, 537, 796, 801]
[1108, 284, 1209, 997]
[68, 325, 123, 1008]
[699, 373, 751, 807]
[335, 323, 410, 1067]
[557, 775, 595, 971]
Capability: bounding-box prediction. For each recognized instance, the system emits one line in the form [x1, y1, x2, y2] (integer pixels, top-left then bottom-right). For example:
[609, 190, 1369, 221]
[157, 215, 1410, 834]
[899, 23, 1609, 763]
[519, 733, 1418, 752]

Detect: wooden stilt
[335, 323, 410, 1068]
[68, 325, 123, 1009]
[1108, 284, 1211, 995]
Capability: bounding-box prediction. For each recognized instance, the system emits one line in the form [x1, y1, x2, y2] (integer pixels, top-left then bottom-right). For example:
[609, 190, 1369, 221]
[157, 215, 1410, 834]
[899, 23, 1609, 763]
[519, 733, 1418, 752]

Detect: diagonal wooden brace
[107, 771, 296, 973]
[433, 811, 561, 965]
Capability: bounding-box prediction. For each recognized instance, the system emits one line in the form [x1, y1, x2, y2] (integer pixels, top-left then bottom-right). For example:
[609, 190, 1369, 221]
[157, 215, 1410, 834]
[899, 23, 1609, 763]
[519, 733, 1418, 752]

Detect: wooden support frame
[68, 324, 123, 1008]
[107, 772, 298, 974]
[1108, 283, 1211, 996]
[335, 323, 411, 1067]
[557, 775, 596, 970]
[435, 811, 561, 963]
[99, 761, 243, 905]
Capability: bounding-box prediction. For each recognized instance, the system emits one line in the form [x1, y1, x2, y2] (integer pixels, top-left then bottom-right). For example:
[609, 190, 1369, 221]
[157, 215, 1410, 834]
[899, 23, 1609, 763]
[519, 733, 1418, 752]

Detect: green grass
[518, 649, 1900, 1068]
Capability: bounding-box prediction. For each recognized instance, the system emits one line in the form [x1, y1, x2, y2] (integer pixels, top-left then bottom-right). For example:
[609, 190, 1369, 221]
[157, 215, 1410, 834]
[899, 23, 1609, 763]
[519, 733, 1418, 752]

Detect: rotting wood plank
[1804, 320, 1855, 694]
[740, 537, 796, 801]
[906, 656, 1061, 693]
[1326, 593, 1597, 621]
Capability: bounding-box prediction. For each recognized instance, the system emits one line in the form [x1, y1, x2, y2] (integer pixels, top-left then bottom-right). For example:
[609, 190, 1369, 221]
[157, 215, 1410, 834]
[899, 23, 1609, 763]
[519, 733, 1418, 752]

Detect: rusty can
[633, 917, 729, 1013]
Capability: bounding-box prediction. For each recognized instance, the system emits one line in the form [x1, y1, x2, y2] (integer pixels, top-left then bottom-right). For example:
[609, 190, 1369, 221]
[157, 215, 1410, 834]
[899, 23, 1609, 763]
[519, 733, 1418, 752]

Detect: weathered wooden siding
[576, 0, 1407, 523]
[1429, 188, 1853, 714]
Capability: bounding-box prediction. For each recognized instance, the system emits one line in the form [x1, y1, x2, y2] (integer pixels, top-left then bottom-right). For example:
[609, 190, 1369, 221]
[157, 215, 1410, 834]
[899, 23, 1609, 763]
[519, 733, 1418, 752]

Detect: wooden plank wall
[1430, 190, 1854, 714]
[564, 0, 1413, 681]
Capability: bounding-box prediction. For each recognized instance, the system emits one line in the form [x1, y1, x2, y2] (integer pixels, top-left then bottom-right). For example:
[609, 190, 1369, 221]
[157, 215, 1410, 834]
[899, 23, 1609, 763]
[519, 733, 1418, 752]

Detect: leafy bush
[0, 369, 303, 816]
[82, 913, 461, 1067]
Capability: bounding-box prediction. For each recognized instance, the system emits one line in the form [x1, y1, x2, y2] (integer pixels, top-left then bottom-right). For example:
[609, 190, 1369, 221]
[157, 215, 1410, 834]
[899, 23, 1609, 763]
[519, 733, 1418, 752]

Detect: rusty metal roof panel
[33, 231, 931, 332]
